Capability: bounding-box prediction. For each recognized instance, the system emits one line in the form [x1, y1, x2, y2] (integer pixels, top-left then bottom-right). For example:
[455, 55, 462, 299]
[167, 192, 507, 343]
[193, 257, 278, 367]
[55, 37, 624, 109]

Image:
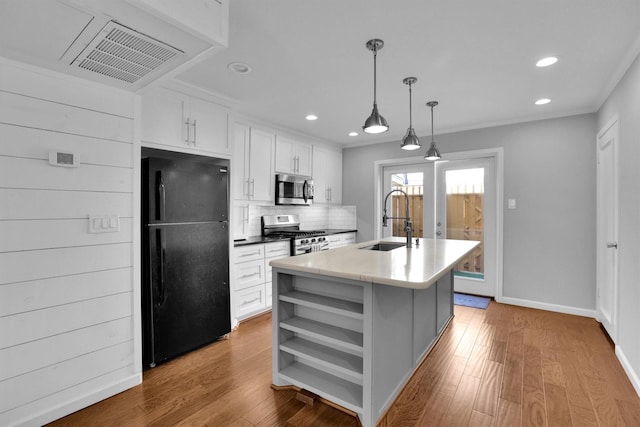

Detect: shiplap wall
[0, 60, 140, 426]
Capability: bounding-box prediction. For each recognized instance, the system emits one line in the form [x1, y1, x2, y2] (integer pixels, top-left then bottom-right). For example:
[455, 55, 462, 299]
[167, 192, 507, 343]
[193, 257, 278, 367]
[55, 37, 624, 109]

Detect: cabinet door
[312, 147, 328, 203]
[235, 284, 266, 319]
[232, 123, 250, 200]
[326, 150, 343, 204]
[293, 142, 312, 176]
[248, 128, 275, 202]
[234, 258, 265, 290]
[275, 136, 294, 174]
[342, 232, 356, 246]
[141, 87, 188, 148]
[232, 203, 249, 240]
[190, 97, 230, 155]
[326, 234, 342, 248]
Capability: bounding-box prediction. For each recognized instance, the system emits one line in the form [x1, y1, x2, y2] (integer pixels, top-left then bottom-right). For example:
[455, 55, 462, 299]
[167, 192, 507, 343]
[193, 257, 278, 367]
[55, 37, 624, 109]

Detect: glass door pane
[382, 164, 432, 240]
[445, 168, 485, 279]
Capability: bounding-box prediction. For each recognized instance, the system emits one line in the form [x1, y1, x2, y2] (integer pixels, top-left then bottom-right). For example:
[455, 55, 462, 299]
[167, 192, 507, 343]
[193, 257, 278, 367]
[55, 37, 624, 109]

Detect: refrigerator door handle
[157, 171, 166, 221]
[158, 228, 167, 307]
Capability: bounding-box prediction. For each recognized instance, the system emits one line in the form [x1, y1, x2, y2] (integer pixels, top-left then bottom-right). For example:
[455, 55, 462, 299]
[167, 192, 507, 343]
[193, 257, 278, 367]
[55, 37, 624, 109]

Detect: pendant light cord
[373, 48, 378, 104]
[430, 104, 435, 143]
[409, 82, 413, 127]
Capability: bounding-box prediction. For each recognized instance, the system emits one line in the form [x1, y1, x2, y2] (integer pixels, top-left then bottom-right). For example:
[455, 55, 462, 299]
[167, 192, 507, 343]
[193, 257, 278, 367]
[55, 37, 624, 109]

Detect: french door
[381, 156, 497, 297]
[435, 158, 496, 296]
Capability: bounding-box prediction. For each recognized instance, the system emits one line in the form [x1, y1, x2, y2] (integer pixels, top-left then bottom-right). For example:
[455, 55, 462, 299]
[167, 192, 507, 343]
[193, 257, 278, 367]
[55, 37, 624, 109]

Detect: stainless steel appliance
[142, 149, 231, 369]
[262, 214, 329, 255]
[275, 174, 314, 205]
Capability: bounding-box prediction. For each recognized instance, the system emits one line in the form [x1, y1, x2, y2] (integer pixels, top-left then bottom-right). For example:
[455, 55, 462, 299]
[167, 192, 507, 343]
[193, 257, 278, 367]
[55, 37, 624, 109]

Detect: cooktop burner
[261, 214, 326, 239]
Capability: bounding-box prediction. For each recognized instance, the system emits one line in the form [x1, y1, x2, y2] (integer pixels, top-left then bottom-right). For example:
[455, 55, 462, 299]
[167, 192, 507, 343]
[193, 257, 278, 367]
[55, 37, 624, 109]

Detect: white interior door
[435, 158, 497, 297]
[596, 118, 619, 340]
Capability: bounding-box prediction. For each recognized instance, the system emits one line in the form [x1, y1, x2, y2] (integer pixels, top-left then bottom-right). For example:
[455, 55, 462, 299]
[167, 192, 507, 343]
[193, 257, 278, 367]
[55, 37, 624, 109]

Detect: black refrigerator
[142, 152, 231, 369]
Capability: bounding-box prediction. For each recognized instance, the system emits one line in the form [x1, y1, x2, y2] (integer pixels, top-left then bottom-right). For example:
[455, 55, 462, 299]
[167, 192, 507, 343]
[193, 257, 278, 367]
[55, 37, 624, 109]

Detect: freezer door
[144, 221, 230, 367]
[144, 157, 228, 224]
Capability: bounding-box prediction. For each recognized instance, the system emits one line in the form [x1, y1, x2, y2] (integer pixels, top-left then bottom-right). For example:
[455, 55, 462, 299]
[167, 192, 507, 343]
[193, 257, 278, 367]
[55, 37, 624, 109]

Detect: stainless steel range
[261, 214, 329, 255]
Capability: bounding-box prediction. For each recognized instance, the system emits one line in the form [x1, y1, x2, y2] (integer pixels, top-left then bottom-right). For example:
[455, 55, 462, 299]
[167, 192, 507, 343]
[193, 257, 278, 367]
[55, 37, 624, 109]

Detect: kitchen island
[270, 237, 479, 427]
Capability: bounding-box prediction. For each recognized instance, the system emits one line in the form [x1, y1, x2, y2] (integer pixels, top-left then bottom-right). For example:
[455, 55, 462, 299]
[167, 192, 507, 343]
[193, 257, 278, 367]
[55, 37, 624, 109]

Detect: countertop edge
[270, 238, 479, 290]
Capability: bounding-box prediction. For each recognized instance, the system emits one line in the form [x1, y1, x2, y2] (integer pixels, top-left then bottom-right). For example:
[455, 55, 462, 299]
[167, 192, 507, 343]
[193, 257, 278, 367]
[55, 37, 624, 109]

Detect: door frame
[596, 115, 620, 341]
[374, 147, 504, 301]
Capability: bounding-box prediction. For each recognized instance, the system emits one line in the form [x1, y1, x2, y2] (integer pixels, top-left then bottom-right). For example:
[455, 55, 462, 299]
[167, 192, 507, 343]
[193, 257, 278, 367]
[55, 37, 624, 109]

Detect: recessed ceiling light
[535, 98, 551, 105]
[227, 62, 252, 74]
[305, 114, 318, 121]
[536, 57, 558, 67]
[349, 132, 358, 137]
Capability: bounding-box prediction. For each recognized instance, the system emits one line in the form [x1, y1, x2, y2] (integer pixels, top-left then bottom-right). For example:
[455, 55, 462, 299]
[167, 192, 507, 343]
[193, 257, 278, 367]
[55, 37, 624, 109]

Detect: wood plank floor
[48, 302, 640, 426]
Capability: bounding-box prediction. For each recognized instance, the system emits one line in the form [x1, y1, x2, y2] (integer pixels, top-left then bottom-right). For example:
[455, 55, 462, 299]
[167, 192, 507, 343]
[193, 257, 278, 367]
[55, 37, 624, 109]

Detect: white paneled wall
[0, 60, 139, 426]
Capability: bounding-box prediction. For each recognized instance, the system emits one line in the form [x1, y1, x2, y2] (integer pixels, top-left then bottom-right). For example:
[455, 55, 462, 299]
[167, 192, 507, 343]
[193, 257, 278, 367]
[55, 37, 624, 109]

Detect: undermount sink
[360, 242, 407, 251]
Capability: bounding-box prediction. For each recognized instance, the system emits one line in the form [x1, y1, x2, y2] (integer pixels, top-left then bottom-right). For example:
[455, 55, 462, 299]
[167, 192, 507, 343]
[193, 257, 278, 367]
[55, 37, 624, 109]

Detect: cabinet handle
[241, 296, 261, 305]
[250, 179, 255, 197]
[192, 119, 197, 146]
[240, 272, 260, 279]
[239, 249, 261, 258]
[329, 187, 332, 202]
[244, 205, 250, 223]
[185, 118, 191, 144]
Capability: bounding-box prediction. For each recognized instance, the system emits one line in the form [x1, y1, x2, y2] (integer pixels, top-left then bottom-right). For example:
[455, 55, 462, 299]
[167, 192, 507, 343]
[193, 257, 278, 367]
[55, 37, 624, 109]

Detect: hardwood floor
[48, 302, 640, 426]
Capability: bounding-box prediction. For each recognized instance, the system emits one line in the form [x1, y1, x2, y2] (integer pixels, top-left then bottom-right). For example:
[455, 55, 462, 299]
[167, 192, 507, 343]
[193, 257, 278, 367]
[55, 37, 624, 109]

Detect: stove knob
[318, 237, 325, 242]
[311, 238, 316, 243]
[301, 239, 308, 244]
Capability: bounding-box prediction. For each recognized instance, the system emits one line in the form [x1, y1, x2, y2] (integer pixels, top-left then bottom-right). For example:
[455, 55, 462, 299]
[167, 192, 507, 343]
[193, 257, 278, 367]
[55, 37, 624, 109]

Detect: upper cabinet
[275, 136, 312, 176]
[141, 87, 230, 156]
[313, 146, 342, 204]
[233, 122, 274, 203]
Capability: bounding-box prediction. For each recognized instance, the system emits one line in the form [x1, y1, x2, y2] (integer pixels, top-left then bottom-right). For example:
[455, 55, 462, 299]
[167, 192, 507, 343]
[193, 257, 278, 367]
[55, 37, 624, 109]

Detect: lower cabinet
[232, 241, 289, 321]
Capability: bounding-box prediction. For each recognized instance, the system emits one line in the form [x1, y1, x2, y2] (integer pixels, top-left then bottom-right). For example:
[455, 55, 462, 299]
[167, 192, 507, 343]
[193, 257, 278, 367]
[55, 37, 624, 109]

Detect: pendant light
[424, 101, 441, 161]
[362, 39, 389, 134]
[400, 77, 421, 150]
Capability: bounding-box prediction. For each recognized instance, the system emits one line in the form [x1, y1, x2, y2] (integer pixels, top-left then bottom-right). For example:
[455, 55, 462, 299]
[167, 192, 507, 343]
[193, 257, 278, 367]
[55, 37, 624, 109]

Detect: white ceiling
[175, 0, 640, 147]
[1, 1, 639, 149]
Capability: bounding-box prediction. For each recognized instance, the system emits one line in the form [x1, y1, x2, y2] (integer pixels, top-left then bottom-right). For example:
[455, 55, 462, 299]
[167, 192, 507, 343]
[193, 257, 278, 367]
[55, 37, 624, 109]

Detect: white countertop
[270, 237, 479, 289]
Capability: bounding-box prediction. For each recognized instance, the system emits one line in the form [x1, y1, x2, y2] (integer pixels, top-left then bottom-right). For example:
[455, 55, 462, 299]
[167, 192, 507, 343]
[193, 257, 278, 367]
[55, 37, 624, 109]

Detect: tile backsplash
[244, 204, 357, 236]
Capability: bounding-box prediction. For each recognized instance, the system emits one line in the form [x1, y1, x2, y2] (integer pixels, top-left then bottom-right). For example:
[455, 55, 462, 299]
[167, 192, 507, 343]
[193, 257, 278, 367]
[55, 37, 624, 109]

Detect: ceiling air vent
[71, 21, 184, 84]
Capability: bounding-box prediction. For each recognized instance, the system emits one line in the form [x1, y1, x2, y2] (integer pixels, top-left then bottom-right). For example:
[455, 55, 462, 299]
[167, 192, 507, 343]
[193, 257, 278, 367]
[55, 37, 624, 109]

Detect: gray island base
[270, 237, 479, 427]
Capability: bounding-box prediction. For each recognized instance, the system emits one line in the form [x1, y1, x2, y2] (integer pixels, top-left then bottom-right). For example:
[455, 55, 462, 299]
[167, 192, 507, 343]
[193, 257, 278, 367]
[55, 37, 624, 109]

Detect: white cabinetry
[141, 87, 230, 155]
[326, 232, 357, 249]
[232, 241, 289, 321]
[312, 146, 342, 204]
[275, 136, 312, 176]
[232, 203, 250, 241]
[342, 232, 356, 246]
[233, 123, 274, 202]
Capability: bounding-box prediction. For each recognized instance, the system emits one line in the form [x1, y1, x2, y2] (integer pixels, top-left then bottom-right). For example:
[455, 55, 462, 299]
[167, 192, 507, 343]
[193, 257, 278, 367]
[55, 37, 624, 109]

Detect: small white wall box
[49, 150, 79, 167]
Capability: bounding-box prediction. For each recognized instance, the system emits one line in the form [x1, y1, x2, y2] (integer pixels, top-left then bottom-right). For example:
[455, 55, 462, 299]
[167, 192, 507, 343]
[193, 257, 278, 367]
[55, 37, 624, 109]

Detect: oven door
[276, 174, 313, 205]
[293, 237, 329, 255]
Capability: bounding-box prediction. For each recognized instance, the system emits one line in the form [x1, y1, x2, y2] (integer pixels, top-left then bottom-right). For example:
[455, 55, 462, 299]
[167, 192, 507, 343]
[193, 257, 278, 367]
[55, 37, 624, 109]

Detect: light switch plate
[89, 214, 120, 233]
[508, 198, 517, 209]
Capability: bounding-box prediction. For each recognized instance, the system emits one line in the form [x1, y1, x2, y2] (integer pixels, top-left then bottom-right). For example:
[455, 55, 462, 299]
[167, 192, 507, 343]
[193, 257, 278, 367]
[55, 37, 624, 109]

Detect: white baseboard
[23, 373, 142, 427]
[616, 346, 640, 398]
[497, 296, 597, 318]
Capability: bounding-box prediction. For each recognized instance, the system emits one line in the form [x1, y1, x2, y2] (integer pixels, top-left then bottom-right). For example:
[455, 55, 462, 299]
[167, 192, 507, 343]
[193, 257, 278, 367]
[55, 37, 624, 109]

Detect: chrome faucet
[382, 189, 413, 248]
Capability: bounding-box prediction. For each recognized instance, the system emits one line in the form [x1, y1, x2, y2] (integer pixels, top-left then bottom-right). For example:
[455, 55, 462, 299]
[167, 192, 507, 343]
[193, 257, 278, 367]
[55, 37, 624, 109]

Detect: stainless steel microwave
[275, 174, 313, 205]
